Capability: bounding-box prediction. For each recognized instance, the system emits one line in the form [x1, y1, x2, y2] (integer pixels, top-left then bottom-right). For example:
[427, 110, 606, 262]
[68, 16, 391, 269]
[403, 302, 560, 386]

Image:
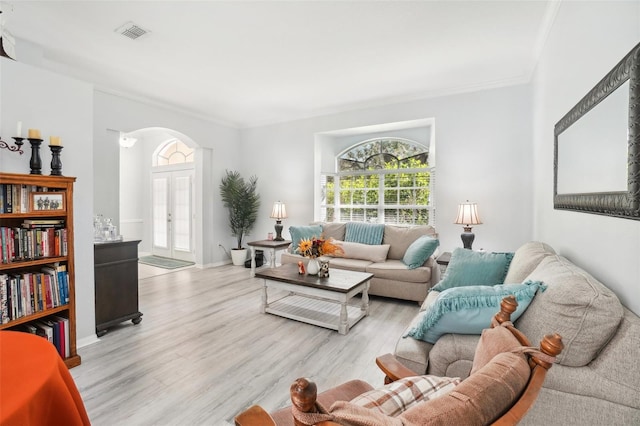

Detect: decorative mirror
[554, 42, 640, 220]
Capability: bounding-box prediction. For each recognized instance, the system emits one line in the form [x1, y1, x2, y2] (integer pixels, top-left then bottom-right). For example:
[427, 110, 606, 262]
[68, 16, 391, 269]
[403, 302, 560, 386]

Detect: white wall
[0, 58, 96, 343]
[532, 1, 640, 314]
[94, 91, 241, 266]
[241, 84, 533, 255]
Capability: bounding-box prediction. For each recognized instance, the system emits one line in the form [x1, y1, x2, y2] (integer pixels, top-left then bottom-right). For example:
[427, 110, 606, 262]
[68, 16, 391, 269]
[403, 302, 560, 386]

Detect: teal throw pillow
[344, 222, 385, 245]
[431, 248, 514, 292]
[402, 235, 440, 269]
[289, 225, 322, 254]
[406, 280, 546, 344]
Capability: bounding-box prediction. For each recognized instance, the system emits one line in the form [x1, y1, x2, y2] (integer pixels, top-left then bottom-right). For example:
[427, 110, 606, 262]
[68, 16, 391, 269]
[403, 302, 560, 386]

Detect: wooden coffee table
[255, 264, 372, 335]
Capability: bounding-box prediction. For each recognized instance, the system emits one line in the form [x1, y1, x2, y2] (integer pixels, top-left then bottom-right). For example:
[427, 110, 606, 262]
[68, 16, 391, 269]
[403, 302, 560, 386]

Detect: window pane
[173, 176, 191, 252]
[152, 178, 168, 248]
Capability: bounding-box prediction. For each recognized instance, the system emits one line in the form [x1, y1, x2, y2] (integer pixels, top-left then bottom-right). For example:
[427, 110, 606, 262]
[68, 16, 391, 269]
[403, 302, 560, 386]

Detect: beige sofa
[394, 241, 640, 424]
[281, 222, 440, 303]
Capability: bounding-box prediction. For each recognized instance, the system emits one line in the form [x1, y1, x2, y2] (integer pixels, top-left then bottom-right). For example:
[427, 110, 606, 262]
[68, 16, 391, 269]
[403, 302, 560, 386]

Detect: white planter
[231, 248, 248, 266]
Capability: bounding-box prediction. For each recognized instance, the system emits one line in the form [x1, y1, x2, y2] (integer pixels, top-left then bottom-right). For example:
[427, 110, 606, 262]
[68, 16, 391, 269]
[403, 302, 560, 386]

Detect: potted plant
[219, 170, 261, 265]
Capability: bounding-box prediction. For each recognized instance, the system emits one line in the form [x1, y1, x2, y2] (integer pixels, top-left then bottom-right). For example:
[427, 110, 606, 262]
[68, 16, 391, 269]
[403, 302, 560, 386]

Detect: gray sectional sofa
[394, 241, 640, 424]
[281, 222, 440, 303]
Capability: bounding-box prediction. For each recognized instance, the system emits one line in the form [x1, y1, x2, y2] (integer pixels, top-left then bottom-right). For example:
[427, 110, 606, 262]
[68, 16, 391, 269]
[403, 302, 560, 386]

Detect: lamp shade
[454, 202, 482, 226]
[270, 201, 288, 220]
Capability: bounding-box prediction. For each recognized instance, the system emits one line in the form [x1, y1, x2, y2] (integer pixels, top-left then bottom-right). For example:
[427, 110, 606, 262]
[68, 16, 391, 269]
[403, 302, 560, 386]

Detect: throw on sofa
[393, 241, 640, 425]
[281, 222, 441, 303]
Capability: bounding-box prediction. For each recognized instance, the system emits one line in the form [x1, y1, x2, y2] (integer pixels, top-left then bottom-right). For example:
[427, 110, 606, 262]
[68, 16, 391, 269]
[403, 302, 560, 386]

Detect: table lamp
[454, 201, 482, 249]
[270, 201, 288, 241]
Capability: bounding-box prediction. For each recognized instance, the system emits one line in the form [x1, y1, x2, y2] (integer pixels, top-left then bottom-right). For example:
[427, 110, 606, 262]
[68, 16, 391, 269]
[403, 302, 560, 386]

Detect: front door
[151, 170, 194, 262]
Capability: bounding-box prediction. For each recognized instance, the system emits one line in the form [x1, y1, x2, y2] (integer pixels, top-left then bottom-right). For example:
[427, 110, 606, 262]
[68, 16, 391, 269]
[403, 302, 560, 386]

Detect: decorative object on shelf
[454, 200, 482, 250]
[30, 192, 64, 212]
[49, 137, 63, 176]
[93, 214, 122, 242]
[270, 201, 287, 241]
[27, 129, 43, 174]
[297, 260, 306, 275]
[296, 236, 343, 275]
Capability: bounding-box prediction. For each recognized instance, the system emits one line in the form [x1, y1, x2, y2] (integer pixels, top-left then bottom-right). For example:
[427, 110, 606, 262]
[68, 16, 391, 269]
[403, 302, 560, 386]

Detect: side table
[247, 239, 292, 277]
[436, 251, 451, 275]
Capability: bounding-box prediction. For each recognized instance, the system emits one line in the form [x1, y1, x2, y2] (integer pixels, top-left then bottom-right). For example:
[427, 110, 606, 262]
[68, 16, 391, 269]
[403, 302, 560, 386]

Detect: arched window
[153, 139, 194, 166]
[321, 138, 434, 225]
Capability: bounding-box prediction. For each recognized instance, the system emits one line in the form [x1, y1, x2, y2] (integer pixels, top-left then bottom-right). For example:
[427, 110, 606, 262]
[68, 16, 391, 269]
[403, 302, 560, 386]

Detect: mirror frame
[554, 42, 640, 220]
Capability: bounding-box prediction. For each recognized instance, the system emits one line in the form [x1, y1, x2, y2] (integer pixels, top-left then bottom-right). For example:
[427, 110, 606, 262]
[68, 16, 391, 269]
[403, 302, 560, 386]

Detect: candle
[16, 121, 22, 137]
[28, 129, 41, 139]
[49, 136, 61, 146]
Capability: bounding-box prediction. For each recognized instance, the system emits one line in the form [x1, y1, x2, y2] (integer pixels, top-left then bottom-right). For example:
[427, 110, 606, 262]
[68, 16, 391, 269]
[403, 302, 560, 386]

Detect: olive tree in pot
[219, 170, 261, 266]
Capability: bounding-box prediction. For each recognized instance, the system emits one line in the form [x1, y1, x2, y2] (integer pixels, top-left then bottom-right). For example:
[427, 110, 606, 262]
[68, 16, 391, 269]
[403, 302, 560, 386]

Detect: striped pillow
[345, 222, 385, 245]
[350, 375, 460, 417]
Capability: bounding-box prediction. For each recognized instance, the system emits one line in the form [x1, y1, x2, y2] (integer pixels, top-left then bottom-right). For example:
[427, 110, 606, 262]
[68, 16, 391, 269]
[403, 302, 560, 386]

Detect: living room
[1, 1, 639, 424]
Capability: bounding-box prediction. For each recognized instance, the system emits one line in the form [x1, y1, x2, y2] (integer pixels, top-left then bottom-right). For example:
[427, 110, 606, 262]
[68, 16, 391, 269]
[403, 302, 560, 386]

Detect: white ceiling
[3, 1, 555, 128]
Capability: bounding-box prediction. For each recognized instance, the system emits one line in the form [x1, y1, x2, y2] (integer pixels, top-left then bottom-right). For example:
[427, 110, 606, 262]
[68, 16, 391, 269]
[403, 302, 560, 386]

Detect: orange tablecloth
[0, 331, 90, 425]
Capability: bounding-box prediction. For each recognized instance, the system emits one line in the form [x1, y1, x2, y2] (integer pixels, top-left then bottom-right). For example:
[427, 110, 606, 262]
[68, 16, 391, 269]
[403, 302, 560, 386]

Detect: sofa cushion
[345, 222, 385, 245]
[331, 241, 390, 263]
[289, 225, 322, 253]
[406, 281, 545, 344]
[403, 236, 439, 269]
[322, 256, 372, 272]
[516, 255, 623, 367]
[383, 225, 437, 260]
[503, 241, 556, 284]
[316, 222, 346, 241]
[350, 375, 460, 417]
[399, 352, 529, 425]
[431, 248, 514, 292]
[366, 259, 432, 283]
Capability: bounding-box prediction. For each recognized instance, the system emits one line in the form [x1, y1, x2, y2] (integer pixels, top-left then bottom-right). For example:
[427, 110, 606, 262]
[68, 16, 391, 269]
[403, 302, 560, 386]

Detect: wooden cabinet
[0, 172, 80, 368]
[94, 240, 142, 337]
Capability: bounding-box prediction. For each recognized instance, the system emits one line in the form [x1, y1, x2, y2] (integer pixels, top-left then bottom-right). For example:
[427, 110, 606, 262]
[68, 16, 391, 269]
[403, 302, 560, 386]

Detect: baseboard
[77, 334, 101, 348]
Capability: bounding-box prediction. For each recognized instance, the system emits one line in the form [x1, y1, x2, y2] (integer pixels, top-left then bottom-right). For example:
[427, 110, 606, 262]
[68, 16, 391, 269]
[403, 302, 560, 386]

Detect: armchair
[235, 296, 563, 426]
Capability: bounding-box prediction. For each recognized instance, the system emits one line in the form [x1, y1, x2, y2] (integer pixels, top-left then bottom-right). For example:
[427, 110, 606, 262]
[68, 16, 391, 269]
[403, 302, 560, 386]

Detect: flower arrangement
[296, 236, 344, 259]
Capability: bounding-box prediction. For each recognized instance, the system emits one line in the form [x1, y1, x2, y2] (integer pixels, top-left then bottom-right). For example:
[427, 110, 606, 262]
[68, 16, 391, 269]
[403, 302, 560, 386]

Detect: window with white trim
[153, 139, 194, 166]
[320, 138, 434, 225]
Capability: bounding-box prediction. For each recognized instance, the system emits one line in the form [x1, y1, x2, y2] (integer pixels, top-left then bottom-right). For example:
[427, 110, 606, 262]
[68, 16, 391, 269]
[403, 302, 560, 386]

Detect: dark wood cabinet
[94, 240, 142, 336]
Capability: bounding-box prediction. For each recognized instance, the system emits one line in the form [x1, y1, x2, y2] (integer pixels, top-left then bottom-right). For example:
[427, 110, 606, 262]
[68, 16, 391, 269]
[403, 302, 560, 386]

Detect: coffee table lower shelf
[266, 294, 367, 334]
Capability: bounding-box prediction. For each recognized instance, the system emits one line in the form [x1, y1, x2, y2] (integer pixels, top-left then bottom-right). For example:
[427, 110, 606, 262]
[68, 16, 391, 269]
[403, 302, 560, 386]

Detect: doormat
[139, 256, 195, 270]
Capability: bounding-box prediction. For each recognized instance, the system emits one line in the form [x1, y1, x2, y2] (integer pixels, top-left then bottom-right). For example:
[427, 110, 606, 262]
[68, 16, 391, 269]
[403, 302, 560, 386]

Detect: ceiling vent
[114, 21, 150, 40]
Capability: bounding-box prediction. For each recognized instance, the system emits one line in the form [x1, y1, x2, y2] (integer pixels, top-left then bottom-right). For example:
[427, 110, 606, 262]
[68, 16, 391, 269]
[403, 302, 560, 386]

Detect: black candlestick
[50, 145, 63, 176]
[27, 138, 43, 175]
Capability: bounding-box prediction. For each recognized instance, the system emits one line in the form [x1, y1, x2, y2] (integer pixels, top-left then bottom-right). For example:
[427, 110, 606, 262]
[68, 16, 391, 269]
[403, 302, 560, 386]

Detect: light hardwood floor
[71, 264, 419, 425]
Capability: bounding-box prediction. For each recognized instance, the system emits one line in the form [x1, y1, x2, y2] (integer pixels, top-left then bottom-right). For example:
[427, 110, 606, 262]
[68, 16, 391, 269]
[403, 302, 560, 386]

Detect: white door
[151, 170, 195, 262]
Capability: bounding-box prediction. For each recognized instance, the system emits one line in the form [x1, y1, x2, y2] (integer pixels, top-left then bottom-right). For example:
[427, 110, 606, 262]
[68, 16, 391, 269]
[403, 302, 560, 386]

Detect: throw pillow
[344, 222, 385, 245]
[402, 235, 439, 269]
[329, 241, 391, 263]
[350, 375, 460, 417]
[431, 248, 514, 292]
[405, 280, 546, 344]
[289, 225, 322, 254]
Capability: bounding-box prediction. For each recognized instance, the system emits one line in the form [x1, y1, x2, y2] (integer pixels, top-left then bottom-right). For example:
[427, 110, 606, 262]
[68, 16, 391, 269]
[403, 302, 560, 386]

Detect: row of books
[16, 316, 70, 359]
[0, 184, 50, 214]
[0, 264, 69, 323]
[0, 223, 68, 263]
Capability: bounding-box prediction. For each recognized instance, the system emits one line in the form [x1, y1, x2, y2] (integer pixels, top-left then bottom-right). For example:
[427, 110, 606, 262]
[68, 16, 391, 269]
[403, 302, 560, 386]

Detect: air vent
[114, 21, 150, 40]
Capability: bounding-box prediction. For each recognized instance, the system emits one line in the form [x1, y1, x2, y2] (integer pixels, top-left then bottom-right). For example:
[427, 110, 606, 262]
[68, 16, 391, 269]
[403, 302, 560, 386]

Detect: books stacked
[0, 220, 67, 263]
[18, 316, 70, 359]
[0, 263, 69, 323]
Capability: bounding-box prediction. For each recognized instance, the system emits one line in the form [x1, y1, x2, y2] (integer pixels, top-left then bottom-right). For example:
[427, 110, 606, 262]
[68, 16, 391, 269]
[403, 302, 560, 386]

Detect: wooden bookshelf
[0, 172, 80, 368]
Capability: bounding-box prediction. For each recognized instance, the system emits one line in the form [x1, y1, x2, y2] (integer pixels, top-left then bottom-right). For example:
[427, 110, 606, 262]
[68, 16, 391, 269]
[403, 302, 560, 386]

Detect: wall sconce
[454, 201, 482, 249]
[119, 132, 137, 148]
[270, 201, 288, 241]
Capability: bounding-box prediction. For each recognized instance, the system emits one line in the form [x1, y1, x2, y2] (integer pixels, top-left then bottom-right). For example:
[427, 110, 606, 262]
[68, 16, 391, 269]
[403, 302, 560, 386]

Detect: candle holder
[49, 145, 63, 176]
[0, 137, 25, 155]
[27, 138, 43, 175]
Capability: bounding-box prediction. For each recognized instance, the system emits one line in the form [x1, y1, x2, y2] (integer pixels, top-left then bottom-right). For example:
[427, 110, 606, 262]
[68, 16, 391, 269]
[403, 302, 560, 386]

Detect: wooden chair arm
[234, 405, 276, 426]
[376, 353, 421, 384]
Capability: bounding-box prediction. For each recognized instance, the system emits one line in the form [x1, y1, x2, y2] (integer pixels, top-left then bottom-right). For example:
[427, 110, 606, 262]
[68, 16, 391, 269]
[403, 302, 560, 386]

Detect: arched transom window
[153, 139, 194, 166]
[321, 138, 434, 225]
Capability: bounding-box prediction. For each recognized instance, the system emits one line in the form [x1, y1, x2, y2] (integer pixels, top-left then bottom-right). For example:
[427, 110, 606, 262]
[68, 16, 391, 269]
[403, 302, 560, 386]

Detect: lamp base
[460, 226, 475, 250]
[274, 221, 284, 241]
